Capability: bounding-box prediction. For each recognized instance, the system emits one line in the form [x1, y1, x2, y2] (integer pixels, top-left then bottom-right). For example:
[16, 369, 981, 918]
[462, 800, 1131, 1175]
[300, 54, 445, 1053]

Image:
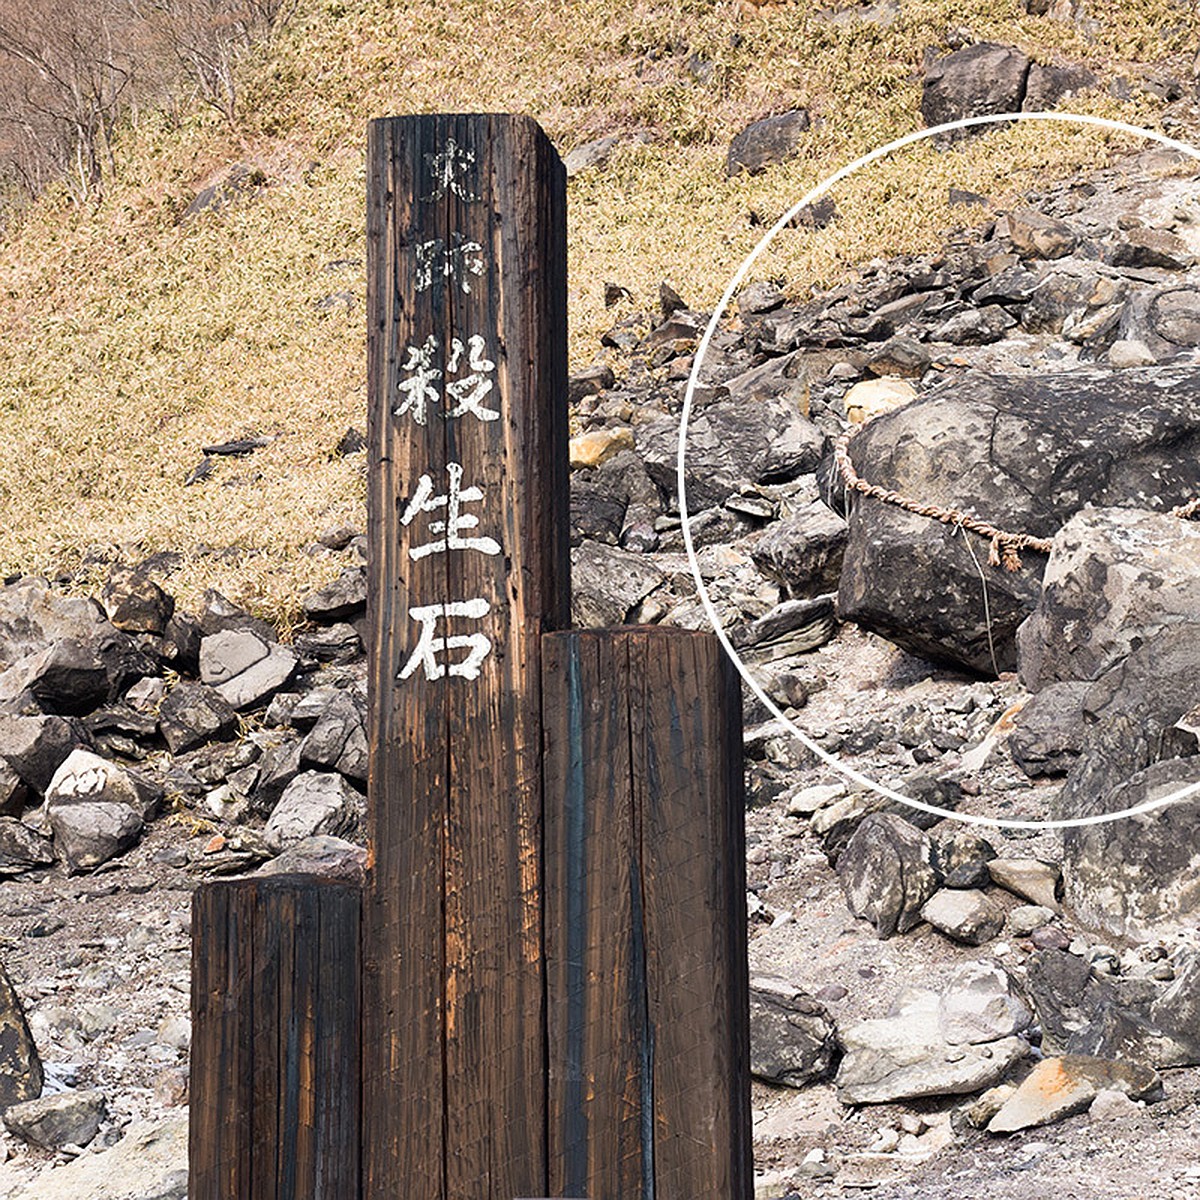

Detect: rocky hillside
[0, 3, 1199, 1198]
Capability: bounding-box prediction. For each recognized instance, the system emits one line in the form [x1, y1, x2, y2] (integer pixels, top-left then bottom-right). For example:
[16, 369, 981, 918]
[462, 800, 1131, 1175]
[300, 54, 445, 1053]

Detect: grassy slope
[0, 0, 1192, 625]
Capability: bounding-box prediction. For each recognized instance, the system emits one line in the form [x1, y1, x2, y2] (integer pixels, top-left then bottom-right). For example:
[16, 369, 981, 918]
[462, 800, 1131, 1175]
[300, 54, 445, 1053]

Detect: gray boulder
[0, 713, 89, 794]
[1009, 682, 1090, 777]
[1061, 757, 1200, 940]
[299, 692, 368, 784]
[748, 976, 839, 1087]
[727, 109, 811, 176]
[837, 813, 940, 938]
[263, 771, 362, 852]
[836, 987, 1027, 1104]
[827, 366, 1200, 673]
[1018, 508, 1200, 691]
[640, 394, 824, 511]
[920, 888, 1005, 945]
[43, 749, 160, 872]
[3, 1088, 107, 1149]
[750, 501, 848, 598]
[570, 542, 665, 628]
[158, 683, 238, 754]
[938, 961, 1031, 1045]
[0, 959, 42, 1110]
[921, 44, 1031, 138]
[255, 835, 368, 881]
[200, 629, 297, 711]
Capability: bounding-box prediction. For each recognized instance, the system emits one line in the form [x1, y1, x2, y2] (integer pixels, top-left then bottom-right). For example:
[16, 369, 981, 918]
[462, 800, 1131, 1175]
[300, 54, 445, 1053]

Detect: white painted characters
[398, 599, 493, 682]
[413, 233, 485, 294]
[401, 461, 501, 561]
[422, 138, 479, 202]
[393, 334, 498, 424]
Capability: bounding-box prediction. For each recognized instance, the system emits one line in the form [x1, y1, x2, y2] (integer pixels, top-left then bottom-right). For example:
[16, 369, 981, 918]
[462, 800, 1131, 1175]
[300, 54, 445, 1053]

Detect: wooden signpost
[362, 113, 569, 1200]
[189, 112, 752, 1200]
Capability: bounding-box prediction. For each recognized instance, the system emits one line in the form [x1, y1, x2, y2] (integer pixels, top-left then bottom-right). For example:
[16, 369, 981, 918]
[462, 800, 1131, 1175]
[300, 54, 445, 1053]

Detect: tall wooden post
[363, 114, 569, 1200]
[541, 629, 753, 1200]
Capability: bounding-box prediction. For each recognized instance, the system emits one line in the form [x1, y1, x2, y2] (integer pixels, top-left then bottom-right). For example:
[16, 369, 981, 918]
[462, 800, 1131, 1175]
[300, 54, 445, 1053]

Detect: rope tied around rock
[833, 429, 1200, 574]
[834, 428, 1200, 570]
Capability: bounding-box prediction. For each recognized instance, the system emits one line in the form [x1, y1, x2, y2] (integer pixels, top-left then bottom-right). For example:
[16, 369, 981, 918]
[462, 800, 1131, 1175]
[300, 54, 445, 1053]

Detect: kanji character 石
[401, 461, 501, 561]
[398, 598, 493, 682]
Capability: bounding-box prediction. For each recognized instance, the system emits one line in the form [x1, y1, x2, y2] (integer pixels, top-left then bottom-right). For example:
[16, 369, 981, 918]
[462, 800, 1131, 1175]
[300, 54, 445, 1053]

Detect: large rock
[100, 567, 174, 635]
[1052, 626, 1200, 935]
[299, 692, 368, 784]
[987, 1055, 1160, 1133]
[1026, 948, 1200, 1068]
[837, 813, 940, 938]
[263, 771, 362, 852]
[0, 714, 89, 794]
[1018, 508, 1200, 691]
[836, 988, 1027, 1104]
[200, 629, 297, 711]
[938, 961, 1031, 1045]
[748, 976, 839, 1087]
[570, 542, 666, 628]
[43, 749, 160, 872]
[827, 367, 1200, 673]
[726, 109, 811, 176]
[1, 1113, 188, 1200]
[1060, 757, 1200, 940]
[0, 640, 109, 714]
[0, 959, 42, 1110]
[1008, 682, 1090, 777]
[921, 44, 1032, 137]
[3, 1088, 107, 1149]
[640, 394, 824, 511]
[0, 578, 149, 703]
[750, 501, 848, 598]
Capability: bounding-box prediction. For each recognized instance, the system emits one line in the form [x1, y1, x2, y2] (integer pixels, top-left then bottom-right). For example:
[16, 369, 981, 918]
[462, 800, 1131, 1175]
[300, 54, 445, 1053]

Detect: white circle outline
[679, 110, 1200, 831]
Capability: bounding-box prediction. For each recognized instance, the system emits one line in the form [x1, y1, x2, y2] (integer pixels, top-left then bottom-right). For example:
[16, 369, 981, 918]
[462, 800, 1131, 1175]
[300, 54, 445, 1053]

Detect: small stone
[294, 623, 362, 664]
[255, 835, 368, 882]
[962, 1083, 1016, 1129]
[569, 427, 635, 470]
[1007, 208, 1078, 260]
[786, 783, 846, 816]
[1107, 338, 1157, 368]
[1008, 905, 1055, 936]
[987, 858, 1061, 911]
[158, 683, 238, 754]
[3, 1088, 107, 1149]
[1089, 1088, 1142, 1121]
[921, 889, 1005, 946]
[727, 109, 811, 177]
[101, 567, 174, 635]
[866, 336, 930, 379]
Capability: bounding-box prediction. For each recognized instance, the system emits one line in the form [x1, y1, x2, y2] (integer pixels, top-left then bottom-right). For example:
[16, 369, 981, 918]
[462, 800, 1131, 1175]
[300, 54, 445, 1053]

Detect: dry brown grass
[0, 0, 1194, 624]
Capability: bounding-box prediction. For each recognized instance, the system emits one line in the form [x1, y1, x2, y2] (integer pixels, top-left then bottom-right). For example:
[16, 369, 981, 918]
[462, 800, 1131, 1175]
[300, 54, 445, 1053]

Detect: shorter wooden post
[190, 875, 361, 1200]
[542, 628, 753, 1200]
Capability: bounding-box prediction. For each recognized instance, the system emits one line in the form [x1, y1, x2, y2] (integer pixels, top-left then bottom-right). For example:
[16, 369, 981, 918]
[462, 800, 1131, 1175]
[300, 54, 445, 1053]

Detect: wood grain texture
[189, 875, 361, 1200]
[542, 628, 753, 1200]
[363, 113, 569, 1200]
